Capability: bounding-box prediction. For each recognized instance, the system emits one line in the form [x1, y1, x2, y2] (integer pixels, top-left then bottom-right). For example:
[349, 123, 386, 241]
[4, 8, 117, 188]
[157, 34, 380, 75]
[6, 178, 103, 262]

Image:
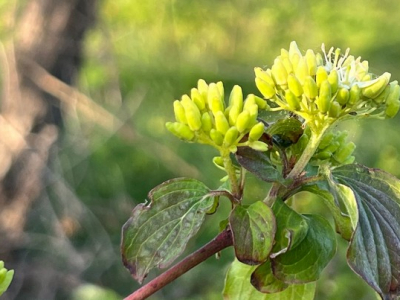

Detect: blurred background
[0, 0, 399, 299]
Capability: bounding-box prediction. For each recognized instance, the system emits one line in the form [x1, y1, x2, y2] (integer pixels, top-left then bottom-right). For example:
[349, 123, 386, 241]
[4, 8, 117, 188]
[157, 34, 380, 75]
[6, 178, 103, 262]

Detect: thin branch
[125, 229, 233, 300]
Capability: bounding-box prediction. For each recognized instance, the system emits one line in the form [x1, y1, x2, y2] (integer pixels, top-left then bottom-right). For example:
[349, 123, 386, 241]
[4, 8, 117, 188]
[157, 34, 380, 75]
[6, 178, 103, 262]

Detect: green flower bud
[287, 74, 303, 97]
[319, 132, 335, 149]
[212, 156, 225, 170]
[217, 81, 225, 101]
[249, 122, 265, 141]
[289, 41, 302, 63]
[191, 88, 206, 111]
[249, 141, 269, 152]
[336, 88, 350, 106]
[316, 80, 332, 113]
[313, 151, 332, 160]
[173, 100, 187, 124]
[281, 48, 289, 59]
[285, 89, 301, 110]
[228, 85, 244, 109]
[208, 83, 225, 113]
[245, 103, 259, 125]
[329, 101, 342, 118]
[373, 84, 390, 104]
[254, 67, 275, 87]
[315, 53, 324, 66]
[323, 140, 340, 154]
[197, 79, 209, 101]
[181, 95, 202, 131]
[201, 112, 213, 132]
[305, 49, 317, 76]
[385, 82, 400, 118]
[0, 268, 6, 283]
[362, 73, 372, 82]
[295, 57, 309, 85]
[228, 105, 241, 126]
[316, 66, 328, 88]
[282, 57, 294, 74]
[235, 110, 251, 132]
[303, 76, 318, 99]
[328, 70, 339, 94]
[223, 126, 239, 147]
[333, 142, 356, 164]
[255, 77, 276, 99]
[214, 111, 230, 134]
[362, 72, 391, 99]
[271, 58, 288, 86]
[348, 84, 361, 106]
[253, 95, 269, 109]
[166, 122, 195, 141]
[210, 129, 224, 146]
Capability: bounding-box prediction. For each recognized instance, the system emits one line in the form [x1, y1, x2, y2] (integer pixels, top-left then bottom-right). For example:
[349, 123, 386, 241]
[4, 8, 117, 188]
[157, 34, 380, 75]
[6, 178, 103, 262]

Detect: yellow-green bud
[374, 84, 390, 104]
[362, 72, 391, 98]
[228, 105, 241, 126]
[229, 85, 244, 109]
[305, 49, 317, 76]
[336, 88, 350, 106]
[245, 103, 259, 125]
[208, 83, 225, 113]
[282, 57, 294, 74]
[317, 80, 332, 113]
[197, 79, 209, 101]
[253, 95, 268, 109]
[254, 67, 275, 87]
[289, 41, 302, 63]
[217, 81, 225, 101]
[210, 129, 224, 146]
[214, 111, 230, 134]
[285, 89, 301, 110]
[173, 100, 187, 124]
[328, 70, 339, 94]
[303, 76, 318, 99]
[181, 95, 202, 131]
[212, 156, 225, 170]
[333, 142, 356, 164]
[223, 126, 239, 147]
[249, 141, 269, 152]
[295, 57, 309, 85]
[319, 132, 335, 149]
[255, 77, 276, 99]
[385, 82, 400, 118]
[235, 110, 251, 132]
[272, 58, 288, 86]
[287, 74, 303, 97]
[166, 122, 195, 141]
[348, 84, 361, 106]
[362, 73, 372, 82]
[313, 151, 332, 160]
[249, 122, 265, 141]
[201, 112, 213, 132]
[316, 53, 324, 66]
[281, 48, 289, 59]
[0, 268, 6, 283]
[329, 101, 342, 118]
[316, 66, 328, 88]
[323, 140, 340, 154]
[191, 88, 206, 111]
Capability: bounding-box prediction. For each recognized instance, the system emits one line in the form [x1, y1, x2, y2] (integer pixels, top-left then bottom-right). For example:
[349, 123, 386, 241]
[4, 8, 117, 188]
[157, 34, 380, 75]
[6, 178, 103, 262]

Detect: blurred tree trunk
[0, 0, 96, 246]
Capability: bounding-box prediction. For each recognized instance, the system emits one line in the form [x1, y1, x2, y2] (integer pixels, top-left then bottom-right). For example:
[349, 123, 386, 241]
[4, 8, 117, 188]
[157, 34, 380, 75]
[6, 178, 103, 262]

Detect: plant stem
[124, 230, 233, 300]
[286, 127, 327, 179]
[223, 153, 240, 197]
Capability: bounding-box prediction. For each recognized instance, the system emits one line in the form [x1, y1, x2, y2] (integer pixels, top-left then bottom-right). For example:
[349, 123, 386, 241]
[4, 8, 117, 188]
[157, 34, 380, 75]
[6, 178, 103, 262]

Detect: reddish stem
[124, 229, 233, 300]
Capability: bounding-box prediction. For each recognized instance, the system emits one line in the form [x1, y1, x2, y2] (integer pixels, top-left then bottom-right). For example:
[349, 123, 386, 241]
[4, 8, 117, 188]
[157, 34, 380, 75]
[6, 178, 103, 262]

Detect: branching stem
[124, 230, 233, 300]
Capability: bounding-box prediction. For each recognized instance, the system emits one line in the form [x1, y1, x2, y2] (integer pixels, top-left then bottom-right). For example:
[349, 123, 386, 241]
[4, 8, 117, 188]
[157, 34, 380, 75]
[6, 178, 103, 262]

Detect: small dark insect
[349, 112, 357, 116]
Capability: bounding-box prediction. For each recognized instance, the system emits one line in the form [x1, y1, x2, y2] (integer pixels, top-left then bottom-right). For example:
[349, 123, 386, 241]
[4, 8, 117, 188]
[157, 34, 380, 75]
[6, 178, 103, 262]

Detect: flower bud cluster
[291, 129, 356, 166]
[255, 41, 400, 131]
[166, 80, 270, 154]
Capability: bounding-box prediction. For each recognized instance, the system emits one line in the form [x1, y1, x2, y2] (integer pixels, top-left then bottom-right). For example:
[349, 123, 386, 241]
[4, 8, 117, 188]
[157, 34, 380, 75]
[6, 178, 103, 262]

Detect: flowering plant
[121, 42, 400, 300]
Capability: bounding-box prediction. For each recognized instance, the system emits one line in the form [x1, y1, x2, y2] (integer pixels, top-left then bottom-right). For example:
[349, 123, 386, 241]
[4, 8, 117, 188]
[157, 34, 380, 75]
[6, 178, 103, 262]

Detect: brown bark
[0, 0, 97, 245]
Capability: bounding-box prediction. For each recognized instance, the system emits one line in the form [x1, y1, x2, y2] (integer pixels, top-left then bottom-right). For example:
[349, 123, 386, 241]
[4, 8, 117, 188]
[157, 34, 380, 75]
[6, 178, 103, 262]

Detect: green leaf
[229, 201, 276, 265]
[272, 214, 337, 283]
[223, 259, 316, 300]
[332, 164, 400, 299]
[236, 147, 283, 183]
[301, 183, 357, 241]
[251, 260, 288, 293]
[121, 178, 215, 283]
[271, 199, 309, 255]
